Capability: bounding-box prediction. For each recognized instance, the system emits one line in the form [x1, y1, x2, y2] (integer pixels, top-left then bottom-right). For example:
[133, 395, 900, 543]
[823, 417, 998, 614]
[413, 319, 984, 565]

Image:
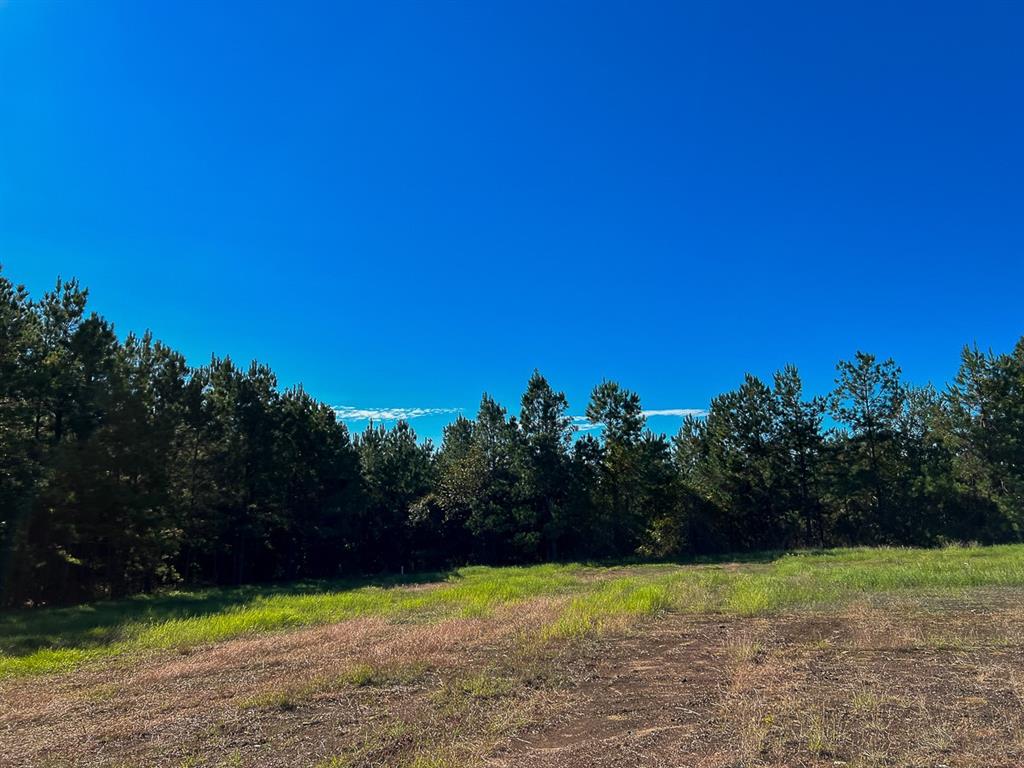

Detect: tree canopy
[2, 267, 1023, 606]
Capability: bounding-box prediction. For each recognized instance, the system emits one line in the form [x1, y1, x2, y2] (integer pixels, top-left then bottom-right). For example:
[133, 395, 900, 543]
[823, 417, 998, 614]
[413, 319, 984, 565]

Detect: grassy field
[4, 544, 1024, 678]
[3, 544, 1024, 767]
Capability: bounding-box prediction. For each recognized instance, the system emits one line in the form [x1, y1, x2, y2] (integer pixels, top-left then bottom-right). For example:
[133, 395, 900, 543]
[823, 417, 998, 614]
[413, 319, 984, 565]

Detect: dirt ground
[3, 592, 1024, 768]
[492, 597, 1024, 767]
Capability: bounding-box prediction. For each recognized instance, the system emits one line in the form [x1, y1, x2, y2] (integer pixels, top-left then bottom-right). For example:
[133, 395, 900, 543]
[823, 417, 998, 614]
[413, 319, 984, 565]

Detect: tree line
[1, 269, 1022, 606]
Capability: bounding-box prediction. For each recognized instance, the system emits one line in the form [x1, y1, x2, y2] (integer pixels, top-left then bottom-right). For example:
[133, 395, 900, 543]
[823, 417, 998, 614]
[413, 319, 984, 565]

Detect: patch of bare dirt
[487, 598, 1024, 768]
[488, 617, 735, 768]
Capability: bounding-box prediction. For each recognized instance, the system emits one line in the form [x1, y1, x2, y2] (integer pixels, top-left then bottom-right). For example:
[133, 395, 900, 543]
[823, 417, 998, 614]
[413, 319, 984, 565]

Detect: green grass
[0, 563, 588, 677]
[4, 544, 1024, 679]
[543, 576, 676, 638]
[544, 543, 1024, 637]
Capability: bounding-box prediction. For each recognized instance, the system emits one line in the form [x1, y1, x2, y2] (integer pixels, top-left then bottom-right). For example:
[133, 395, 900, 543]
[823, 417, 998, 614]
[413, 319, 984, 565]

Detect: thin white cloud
[333, 405, 462, 422]
[571, 416, 603, 431]
[333, 405, 704, 427]
[569, 408, 706, 432]
[642, 408, 707, 418]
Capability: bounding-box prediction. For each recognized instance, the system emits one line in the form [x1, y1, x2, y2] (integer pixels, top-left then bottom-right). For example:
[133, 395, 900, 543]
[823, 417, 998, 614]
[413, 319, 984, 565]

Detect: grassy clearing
[542, 543, 1024, 640]
[3, 543, 1024, 679]
[0, 563, 586, 677]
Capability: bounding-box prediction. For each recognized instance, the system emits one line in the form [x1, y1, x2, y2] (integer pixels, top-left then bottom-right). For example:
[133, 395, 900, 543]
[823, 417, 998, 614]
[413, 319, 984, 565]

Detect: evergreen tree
[355, 420, 433, 571]
[828, 353, 906, 543]
[772, 365, 826, 547]
[275, 388, 363, 577]
[518, 371, 574, 559]
[4, 263, 1024, 606]
[0, 270, 42, 600]
[634, 430, 683, 558]
[586, 381, 646, 555]
[944, 341, 1024, 538]
[464, 395, 527, 562]
[690, 374, 787, 549]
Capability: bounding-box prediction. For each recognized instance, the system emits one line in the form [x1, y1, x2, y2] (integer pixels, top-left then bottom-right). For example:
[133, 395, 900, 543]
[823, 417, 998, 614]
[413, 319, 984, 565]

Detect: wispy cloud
[332, 405, 704, 428]
[642, 408, 707, 418]
[333, 405, 462, 422]
[570, 408, 706, 432]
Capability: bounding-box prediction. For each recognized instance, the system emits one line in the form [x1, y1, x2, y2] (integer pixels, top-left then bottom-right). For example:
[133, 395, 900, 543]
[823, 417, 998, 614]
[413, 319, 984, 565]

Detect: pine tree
[586, 381, 646, 555]
[829, 353, 906, 543]
[773, 365, 826, 547]
[518, 371, 574, 559]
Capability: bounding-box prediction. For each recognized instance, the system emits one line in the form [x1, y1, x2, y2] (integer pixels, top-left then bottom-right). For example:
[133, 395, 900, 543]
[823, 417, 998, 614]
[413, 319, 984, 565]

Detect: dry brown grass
[4, 588, 1024, 767]
[0, 597, 573, 768]
[493, 594, 1024, 768]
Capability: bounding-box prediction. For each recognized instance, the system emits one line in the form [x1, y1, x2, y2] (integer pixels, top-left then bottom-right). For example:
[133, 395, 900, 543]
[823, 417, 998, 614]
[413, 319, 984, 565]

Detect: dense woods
[2, 269, 1022, 606]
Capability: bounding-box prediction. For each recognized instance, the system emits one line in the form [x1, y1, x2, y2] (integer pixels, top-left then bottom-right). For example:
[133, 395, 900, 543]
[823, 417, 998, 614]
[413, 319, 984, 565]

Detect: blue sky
[1, 1, 1021, 442]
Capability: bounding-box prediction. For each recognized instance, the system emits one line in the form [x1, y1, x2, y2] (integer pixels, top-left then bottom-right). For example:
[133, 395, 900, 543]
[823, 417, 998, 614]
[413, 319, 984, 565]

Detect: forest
[1, 268, 1022, 606]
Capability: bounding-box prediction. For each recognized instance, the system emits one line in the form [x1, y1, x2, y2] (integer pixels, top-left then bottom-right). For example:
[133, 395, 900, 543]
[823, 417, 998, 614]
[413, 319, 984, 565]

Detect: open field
[3, 545, 1024, 767]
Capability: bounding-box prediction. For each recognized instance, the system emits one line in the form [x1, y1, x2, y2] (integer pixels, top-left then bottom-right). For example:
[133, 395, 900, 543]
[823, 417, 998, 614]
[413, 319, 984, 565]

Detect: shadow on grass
[680, 549, 791, 566]
[0, 549, 800, 658]
[0, 570, 450, 658]
[575, 548, 791, 569]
